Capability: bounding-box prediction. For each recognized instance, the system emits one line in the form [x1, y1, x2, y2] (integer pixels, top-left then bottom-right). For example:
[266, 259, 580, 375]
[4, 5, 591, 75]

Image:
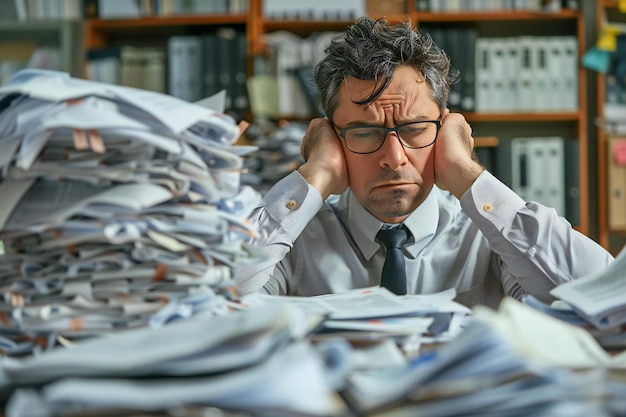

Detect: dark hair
[314, 17, 457, 121]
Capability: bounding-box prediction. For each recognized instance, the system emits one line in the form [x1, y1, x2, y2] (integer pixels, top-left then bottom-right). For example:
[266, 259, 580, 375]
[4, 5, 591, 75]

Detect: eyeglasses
[337, 120, 441, 154]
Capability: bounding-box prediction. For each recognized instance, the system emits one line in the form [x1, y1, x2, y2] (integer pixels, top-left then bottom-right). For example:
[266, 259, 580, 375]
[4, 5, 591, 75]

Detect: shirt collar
[343, 186, 440, 260]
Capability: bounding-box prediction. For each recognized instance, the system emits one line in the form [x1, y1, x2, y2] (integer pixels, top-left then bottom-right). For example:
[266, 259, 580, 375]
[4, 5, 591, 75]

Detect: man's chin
[367, 200, 414, 222]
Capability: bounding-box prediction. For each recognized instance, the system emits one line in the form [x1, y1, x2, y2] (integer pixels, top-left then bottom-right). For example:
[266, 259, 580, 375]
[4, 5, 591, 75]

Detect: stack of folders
[0, 69, 265, 357]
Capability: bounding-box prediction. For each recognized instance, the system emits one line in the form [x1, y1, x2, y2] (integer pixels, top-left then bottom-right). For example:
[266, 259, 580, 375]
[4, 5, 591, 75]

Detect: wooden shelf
[87, 14, 247, 28]
[261, 19, 354, 34]
[465, 112, 582, 122]
[602, 0, 619, 8]
[415, 9, 579, 22]
[86, 15, 249, 48]
[474, 136, 499, 148]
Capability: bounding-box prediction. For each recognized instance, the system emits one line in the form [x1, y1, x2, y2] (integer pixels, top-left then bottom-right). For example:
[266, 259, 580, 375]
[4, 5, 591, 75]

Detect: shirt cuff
[460, 170, 526, 237]
[262, 170, 324, 239]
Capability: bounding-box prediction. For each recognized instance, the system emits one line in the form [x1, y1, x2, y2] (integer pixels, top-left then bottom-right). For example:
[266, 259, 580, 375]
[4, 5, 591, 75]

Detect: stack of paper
[529, 245, 626, 350]
[0, 69, 265, 355]
[241, 286, 471, 359]
[549, 246, 626, 329]
[340, 298, 616, 417]
[2, 303, 344, 417]
[241, 120, 306, 194]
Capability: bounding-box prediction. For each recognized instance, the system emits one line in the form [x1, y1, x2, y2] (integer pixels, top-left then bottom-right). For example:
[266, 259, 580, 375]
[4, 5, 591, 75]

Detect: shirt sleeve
[460, 170, 614, 302]
[235, 170, 323, 294]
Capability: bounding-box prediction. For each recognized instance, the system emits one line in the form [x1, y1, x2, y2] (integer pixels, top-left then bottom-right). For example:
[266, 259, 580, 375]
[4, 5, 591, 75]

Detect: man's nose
[378, 131, 407, 169]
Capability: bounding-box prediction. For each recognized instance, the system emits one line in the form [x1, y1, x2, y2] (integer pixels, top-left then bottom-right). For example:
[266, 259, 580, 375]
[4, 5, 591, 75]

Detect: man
[236, 17, 613, 308]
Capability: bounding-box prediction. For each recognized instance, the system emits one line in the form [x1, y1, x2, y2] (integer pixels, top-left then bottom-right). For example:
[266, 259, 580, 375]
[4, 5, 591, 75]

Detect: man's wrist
[297, 162, 335, 200]
[448, 161, 485, 200]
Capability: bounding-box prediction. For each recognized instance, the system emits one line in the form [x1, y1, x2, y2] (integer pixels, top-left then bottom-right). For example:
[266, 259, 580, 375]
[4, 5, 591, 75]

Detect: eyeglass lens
[345, 121, 439, 153]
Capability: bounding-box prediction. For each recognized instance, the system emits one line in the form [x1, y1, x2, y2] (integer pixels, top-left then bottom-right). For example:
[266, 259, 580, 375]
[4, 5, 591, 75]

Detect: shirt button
[482, 203, 493, 212]
[286, 200, 297, 209]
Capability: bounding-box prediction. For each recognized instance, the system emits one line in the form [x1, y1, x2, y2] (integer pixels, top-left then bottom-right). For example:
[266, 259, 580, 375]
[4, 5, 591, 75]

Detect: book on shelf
[608, 136, 626, 230]
[472, 36, 578, 113]
[510, 136, 566, 218]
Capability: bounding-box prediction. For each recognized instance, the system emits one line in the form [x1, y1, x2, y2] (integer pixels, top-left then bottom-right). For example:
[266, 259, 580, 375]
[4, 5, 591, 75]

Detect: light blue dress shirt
[236, 170, 613, 308]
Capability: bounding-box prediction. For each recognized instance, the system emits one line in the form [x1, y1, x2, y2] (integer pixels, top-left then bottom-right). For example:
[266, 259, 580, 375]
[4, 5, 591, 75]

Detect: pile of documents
[2, 303, 345, 417]
[522, 245, 626, 351]
[241, 120, 306, 194]
[340, 298, 622, 417]
[0, 69, 264, 356]
[243, 286, 470, 355]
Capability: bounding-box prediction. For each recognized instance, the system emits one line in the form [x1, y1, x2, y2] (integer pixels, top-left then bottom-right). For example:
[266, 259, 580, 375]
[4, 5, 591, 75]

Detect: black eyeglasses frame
[336, 120, 442, 154]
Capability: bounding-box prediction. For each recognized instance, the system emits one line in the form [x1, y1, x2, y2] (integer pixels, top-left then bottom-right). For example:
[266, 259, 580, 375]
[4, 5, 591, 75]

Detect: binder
[232, 30, 249, 116]
[86, 46, 122, 85]
[560, 36, 578, 111]
[167, 35, 203, 102]
[475, 37, 491, 113]
[143, 48, 166, 93]
[540, 137, 565, 216]
[494, 137, 513, 187]
[216, 27, 237, 111]
[503, 37, 519, 112]
[564, 138, 580, 225]
[263, 31, 307, 117]
[511, 137, 565, 216]
[446, 27, 463, 110]
[546, 37, 564, 111]
[120, 46, 143, 89]
[201, 32, 219, 100]
[608, 136, 626, 230]
[511, 137, 533, 202]
[533, 37, 551, 111]
[460, 28, 478, 112]
[517, 36, 535, 111]
[488, 38, 507, 112]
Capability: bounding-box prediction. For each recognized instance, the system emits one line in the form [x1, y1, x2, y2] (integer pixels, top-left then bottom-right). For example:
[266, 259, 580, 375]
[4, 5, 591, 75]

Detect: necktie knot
[376, 226, 410, 295]
[377, 227, 410, 249]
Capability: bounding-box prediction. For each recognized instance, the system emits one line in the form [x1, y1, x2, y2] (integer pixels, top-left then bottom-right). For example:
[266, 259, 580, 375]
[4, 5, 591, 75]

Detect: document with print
[550, 245, 626, 330]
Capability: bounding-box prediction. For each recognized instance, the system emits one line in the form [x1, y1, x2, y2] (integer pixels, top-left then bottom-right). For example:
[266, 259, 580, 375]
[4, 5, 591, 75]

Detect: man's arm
[460, 171, 613, 302]
[236, 171, 324, 293]
[435, 112, 613, 301]
[235, 118, 348, 293]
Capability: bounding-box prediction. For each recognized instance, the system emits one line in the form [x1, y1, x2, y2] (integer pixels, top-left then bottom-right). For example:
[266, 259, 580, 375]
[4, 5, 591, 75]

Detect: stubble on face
[360, 168, 432, 222]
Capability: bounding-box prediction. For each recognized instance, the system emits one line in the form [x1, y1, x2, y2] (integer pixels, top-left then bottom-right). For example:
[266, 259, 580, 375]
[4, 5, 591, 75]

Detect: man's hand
[434, 112, 485, 200]
[297, 118, 350, 200]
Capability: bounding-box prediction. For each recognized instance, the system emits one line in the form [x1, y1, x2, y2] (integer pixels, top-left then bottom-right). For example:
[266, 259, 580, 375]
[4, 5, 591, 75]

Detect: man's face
[332, 65, 440, 224]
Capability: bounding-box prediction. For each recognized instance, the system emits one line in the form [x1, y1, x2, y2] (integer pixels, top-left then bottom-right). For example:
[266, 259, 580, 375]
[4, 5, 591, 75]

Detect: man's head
[315, 17, 454, 123]
[314, 18, 455, 224]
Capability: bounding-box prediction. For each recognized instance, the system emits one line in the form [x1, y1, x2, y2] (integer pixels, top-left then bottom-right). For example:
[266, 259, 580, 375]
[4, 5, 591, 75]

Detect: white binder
[511, 137, 565, 216]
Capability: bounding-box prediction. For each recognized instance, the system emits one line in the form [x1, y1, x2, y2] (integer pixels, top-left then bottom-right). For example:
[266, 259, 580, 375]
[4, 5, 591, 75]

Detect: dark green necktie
[376, 227, 410, 295]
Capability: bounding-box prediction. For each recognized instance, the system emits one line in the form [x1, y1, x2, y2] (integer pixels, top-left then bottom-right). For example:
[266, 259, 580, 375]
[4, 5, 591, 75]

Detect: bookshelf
[412, 7, 588, 235]
[596, 0, 626, 255]
[80, 0, 591, 235]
